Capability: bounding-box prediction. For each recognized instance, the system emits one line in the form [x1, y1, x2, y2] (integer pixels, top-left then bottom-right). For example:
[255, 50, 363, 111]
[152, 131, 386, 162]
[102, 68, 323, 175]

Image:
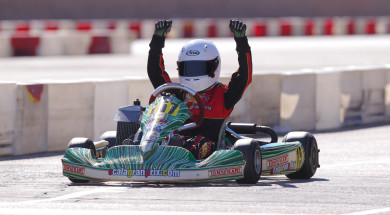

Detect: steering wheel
[149, 83, 205, 127]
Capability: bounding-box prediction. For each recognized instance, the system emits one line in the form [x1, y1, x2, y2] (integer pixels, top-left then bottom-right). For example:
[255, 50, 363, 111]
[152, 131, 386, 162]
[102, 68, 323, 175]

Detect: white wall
[2, 65, 390, 156]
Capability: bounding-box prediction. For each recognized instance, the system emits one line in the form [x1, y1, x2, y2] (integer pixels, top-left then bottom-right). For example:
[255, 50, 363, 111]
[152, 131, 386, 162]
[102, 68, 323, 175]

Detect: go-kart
[62, 83, 320, 184]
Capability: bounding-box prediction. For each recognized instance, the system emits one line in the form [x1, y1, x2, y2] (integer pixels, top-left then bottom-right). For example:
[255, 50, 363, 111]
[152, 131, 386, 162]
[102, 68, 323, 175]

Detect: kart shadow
[257, 177, 329, 188]
[68, 177, 328, 188]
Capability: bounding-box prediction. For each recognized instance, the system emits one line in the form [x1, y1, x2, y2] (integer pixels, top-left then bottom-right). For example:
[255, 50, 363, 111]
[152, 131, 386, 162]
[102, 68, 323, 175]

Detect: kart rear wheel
[282, 132, 319, 179]
[67, 137, 95, 183]
[232, 139, 262, 184]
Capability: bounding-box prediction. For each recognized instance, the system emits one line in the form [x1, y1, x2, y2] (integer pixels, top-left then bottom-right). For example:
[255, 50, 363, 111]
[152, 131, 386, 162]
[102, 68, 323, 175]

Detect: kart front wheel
[282, 132, 320, 179]
[66, 137, 95, 183]
[232, 139, 262, 184]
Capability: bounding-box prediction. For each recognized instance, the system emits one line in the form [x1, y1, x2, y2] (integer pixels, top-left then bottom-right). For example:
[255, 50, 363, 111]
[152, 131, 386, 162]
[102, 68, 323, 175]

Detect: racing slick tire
[66, 137, 96, 183]
[232, 139, 262, 184]
[282, 132, 320, 179]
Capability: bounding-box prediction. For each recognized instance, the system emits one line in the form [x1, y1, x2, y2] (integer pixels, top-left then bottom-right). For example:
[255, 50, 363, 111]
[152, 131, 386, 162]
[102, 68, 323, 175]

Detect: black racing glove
[154, 20, 172, 37]
[229, 20, 246, 38]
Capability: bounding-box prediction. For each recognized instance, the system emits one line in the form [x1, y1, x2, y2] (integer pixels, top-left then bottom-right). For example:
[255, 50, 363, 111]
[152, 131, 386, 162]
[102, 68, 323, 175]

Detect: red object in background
[346, 19, 355, 35]
[365, 19, 376, 34]
[76, 21, 92, 31]
[323, 19, 334, 35]
[88, 36, 111, 54]
[183, 21, 194, 38]
[388, 19, 390, 33]
[253, 21, 267, 36]
[45, 22, 59, 31]
[15, 22, 30, 32]
[107, 21, 117, 30]
[304, 19, 314, 35]
[11, 36, 40, 56]
[129, 21, 141, 38]
[207, 23, 217, 38]
[279, 19, 292, 36]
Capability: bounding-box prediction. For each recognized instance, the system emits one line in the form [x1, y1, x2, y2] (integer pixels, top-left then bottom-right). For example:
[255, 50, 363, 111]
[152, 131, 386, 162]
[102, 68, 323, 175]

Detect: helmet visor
[177, 57, 219, 77]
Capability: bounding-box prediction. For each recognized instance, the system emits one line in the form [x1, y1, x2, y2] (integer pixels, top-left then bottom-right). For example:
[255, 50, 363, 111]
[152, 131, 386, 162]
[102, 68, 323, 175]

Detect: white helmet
[177, 39, 221, 92]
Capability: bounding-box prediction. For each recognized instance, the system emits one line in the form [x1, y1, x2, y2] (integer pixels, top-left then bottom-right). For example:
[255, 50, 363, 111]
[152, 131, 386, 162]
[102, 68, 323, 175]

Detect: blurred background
[1, 0, 390, 20]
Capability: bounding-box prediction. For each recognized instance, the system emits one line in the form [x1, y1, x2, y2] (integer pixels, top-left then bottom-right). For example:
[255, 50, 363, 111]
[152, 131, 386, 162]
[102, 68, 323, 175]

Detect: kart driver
[147, 19, 252, 160]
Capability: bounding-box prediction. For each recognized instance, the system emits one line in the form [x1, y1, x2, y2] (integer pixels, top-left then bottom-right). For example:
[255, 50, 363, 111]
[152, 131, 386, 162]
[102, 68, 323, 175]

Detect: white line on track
[0, 187, 123, 205]
[341, 207, 390, 215]
[0, 209, 314, 215]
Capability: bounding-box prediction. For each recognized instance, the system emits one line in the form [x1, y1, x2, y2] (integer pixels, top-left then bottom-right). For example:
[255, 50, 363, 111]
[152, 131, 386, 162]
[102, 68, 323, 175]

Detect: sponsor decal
[186, 50, 200, 56]
[108, 169, 180, 178]
[208, 167, 242, 178]
[270, 161, 295, 174]
[63, 163, 85, 175]
[266, 154, 289, 169]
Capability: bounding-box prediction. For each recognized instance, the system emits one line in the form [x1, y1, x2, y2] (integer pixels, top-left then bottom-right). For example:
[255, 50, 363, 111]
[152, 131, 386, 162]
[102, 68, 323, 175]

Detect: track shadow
[67, 176, 328, 188]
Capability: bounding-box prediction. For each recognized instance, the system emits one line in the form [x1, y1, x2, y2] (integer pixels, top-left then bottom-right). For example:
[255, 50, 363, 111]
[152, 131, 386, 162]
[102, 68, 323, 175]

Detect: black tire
[66, 137, 95, 183]
[68, 178, 89, 183]
[99, 131, 117, 148]
[282, 132, 320, 179]
[232, 139, 262, 184]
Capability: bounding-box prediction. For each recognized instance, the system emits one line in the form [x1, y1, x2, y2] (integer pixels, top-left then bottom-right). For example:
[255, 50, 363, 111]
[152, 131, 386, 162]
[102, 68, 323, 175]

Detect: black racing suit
[147, 35, 252, 159]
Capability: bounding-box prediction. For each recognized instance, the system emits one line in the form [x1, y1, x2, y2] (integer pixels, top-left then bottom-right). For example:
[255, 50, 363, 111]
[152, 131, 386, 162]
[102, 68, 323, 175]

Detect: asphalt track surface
[0, 123, 390, 215]
[1, 35, 390, 83]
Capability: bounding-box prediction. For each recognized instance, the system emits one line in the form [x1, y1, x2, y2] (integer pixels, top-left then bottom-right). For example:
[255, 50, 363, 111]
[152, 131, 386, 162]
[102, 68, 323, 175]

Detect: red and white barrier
[0, 17, 389, 58]
[0, 33, 11, 57]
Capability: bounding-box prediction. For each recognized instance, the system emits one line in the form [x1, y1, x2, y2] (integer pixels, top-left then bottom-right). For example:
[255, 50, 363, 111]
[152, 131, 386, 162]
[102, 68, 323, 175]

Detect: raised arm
[224, 20, 253, 110]
[147, 20, 173, 89]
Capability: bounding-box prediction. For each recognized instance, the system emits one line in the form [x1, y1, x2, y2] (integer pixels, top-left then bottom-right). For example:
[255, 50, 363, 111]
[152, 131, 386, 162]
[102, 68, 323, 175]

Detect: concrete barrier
[361, 67, 387, 123]
[315, 69, 341, 130]
[47, 82, 95, 152]
[0, 82, 17, 156]
[126, 77, 156, 106]
[245, 74, 282, 126]
[94, 79, 129, 140]
[280, 72, 317, 131]
[340, 68, 363, 125]
[14, 84, 48, 155]
[2, 65, 390, 156]
[386, 66, 390, 119]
